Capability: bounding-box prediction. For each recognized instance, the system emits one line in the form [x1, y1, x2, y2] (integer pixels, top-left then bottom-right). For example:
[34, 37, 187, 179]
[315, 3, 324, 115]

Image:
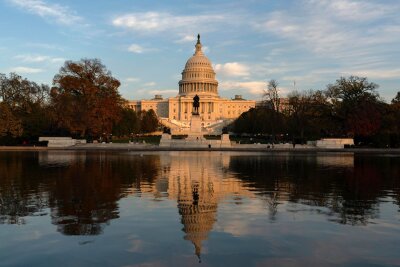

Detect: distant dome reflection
[157, 152, 253, 260]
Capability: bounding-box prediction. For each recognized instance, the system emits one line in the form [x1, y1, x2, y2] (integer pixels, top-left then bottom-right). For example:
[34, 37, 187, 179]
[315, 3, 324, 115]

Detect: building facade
[128, 35, 256, 133]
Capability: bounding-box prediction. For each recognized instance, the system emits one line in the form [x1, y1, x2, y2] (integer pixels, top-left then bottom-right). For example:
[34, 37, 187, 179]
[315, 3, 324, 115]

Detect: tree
[326, 76, 383, 137]
[0, 73, 51, 142]
[140, 109, 159, 133]
[287, 90, 335, 142]
[51, 59, 124, 138]
[264, 79, 280, 112]
[392, 91, 400, 104]
[288, 91, 311, 142]
[0, 102, 23, 138]
[112, 108, 140, 137]
[263, 79, 283, 144]
[0, 73, 49, 113]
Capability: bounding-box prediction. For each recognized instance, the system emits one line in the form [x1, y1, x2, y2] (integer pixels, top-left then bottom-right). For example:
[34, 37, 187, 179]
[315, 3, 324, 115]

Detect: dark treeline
[231, 77, 400, 147]
[0, 58, 159, 145]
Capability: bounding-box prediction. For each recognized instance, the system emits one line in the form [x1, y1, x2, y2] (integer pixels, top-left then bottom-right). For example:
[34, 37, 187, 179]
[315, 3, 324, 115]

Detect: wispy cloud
[310, 0, 392, 22]
[15, 54, 64, 63]
[175, 35, 196, 43]
[345, 69, 400, 80]
[144, 82, 156, 87]
[8, 0, 83, 25]
[254, 0, 399, 55]
[10, 66, 44, 74]
[125, 77, 140, 83]
[112, 12, 227, 35]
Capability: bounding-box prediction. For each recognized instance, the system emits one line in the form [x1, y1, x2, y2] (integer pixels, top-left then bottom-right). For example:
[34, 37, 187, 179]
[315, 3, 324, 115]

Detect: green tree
[112, 108, 140, 137]
[51, 59, 124, 138]
[140, 109, 159, 133]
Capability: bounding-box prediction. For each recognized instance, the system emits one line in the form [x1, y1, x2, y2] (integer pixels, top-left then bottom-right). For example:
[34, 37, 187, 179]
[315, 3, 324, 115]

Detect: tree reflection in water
[0, 151, 161, 234]
[0, 151, 399, 259]
[228, 153, 400, 225]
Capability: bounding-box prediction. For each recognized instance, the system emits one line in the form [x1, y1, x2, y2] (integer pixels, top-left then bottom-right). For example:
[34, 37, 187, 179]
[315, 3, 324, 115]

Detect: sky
[0, 0, 399, 102]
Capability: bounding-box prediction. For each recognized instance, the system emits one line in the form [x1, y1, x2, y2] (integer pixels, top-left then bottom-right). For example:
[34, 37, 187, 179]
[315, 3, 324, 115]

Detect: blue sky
[0, 0, 399, 101]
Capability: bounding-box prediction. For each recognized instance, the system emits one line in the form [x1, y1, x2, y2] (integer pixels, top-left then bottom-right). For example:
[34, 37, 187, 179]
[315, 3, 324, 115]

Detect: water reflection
[228, 153, 400, 225]
[1, 151, 400, 264]
[0, 151, 161, 235]
[157, 152, 253, 261]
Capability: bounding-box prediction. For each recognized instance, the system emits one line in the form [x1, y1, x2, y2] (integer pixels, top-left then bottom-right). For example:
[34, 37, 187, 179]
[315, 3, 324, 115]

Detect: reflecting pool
[0, 151, 399, 266]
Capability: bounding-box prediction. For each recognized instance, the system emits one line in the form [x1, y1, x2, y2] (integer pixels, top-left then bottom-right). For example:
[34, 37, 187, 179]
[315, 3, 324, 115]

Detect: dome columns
[179, 82, 218, 96]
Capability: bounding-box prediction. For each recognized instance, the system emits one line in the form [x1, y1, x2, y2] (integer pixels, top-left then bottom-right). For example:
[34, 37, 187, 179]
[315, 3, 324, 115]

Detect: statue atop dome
[195, 33, 202, 55]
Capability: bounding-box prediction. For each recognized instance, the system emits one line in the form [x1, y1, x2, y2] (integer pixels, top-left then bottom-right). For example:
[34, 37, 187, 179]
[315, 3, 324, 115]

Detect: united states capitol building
[128, 35, 256, 134]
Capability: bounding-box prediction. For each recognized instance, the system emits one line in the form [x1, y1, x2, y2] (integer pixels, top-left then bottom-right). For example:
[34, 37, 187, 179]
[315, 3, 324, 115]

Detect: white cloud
[15, 54, 64, 63]
[125, 77, 140, 83]
[112, 12, 226, 34]
[219, 81, 265, 95]
[144, 82, 156, 87]
[10, 67, 44, 74]
[214, 62, 250, 77]
[128, 44, 145, 54]
[176, 35, 196, 43]
[8, 0, 83, 25]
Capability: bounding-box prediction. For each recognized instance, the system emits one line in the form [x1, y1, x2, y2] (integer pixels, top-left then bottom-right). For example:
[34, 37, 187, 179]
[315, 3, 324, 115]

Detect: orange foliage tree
[50, 59, 125, 138]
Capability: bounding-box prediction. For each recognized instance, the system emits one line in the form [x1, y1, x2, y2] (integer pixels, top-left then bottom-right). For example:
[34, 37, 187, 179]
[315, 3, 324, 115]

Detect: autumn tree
[51, 59, 124, 138]
[0, 73, 49, 112]
[0, 102, 23, 138]
[326, 76, 383, 137]
[0, 73, 52, 142]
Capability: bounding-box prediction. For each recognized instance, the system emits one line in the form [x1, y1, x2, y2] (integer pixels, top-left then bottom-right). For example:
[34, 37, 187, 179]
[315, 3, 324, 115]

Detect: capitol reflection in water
[0, 151, 399, 266]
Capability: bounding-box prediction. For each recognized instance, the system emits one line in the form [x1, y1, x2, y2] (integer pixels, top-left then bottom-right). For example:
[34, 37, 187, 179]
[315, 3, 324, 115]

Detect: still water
[0, 151, 399, 267]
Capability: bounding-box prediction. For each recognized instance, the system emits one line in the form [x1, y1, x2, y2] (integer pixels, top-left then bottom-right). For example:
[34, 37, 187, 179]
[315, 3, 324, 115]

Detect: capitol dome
[179, 35, 218, 97]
